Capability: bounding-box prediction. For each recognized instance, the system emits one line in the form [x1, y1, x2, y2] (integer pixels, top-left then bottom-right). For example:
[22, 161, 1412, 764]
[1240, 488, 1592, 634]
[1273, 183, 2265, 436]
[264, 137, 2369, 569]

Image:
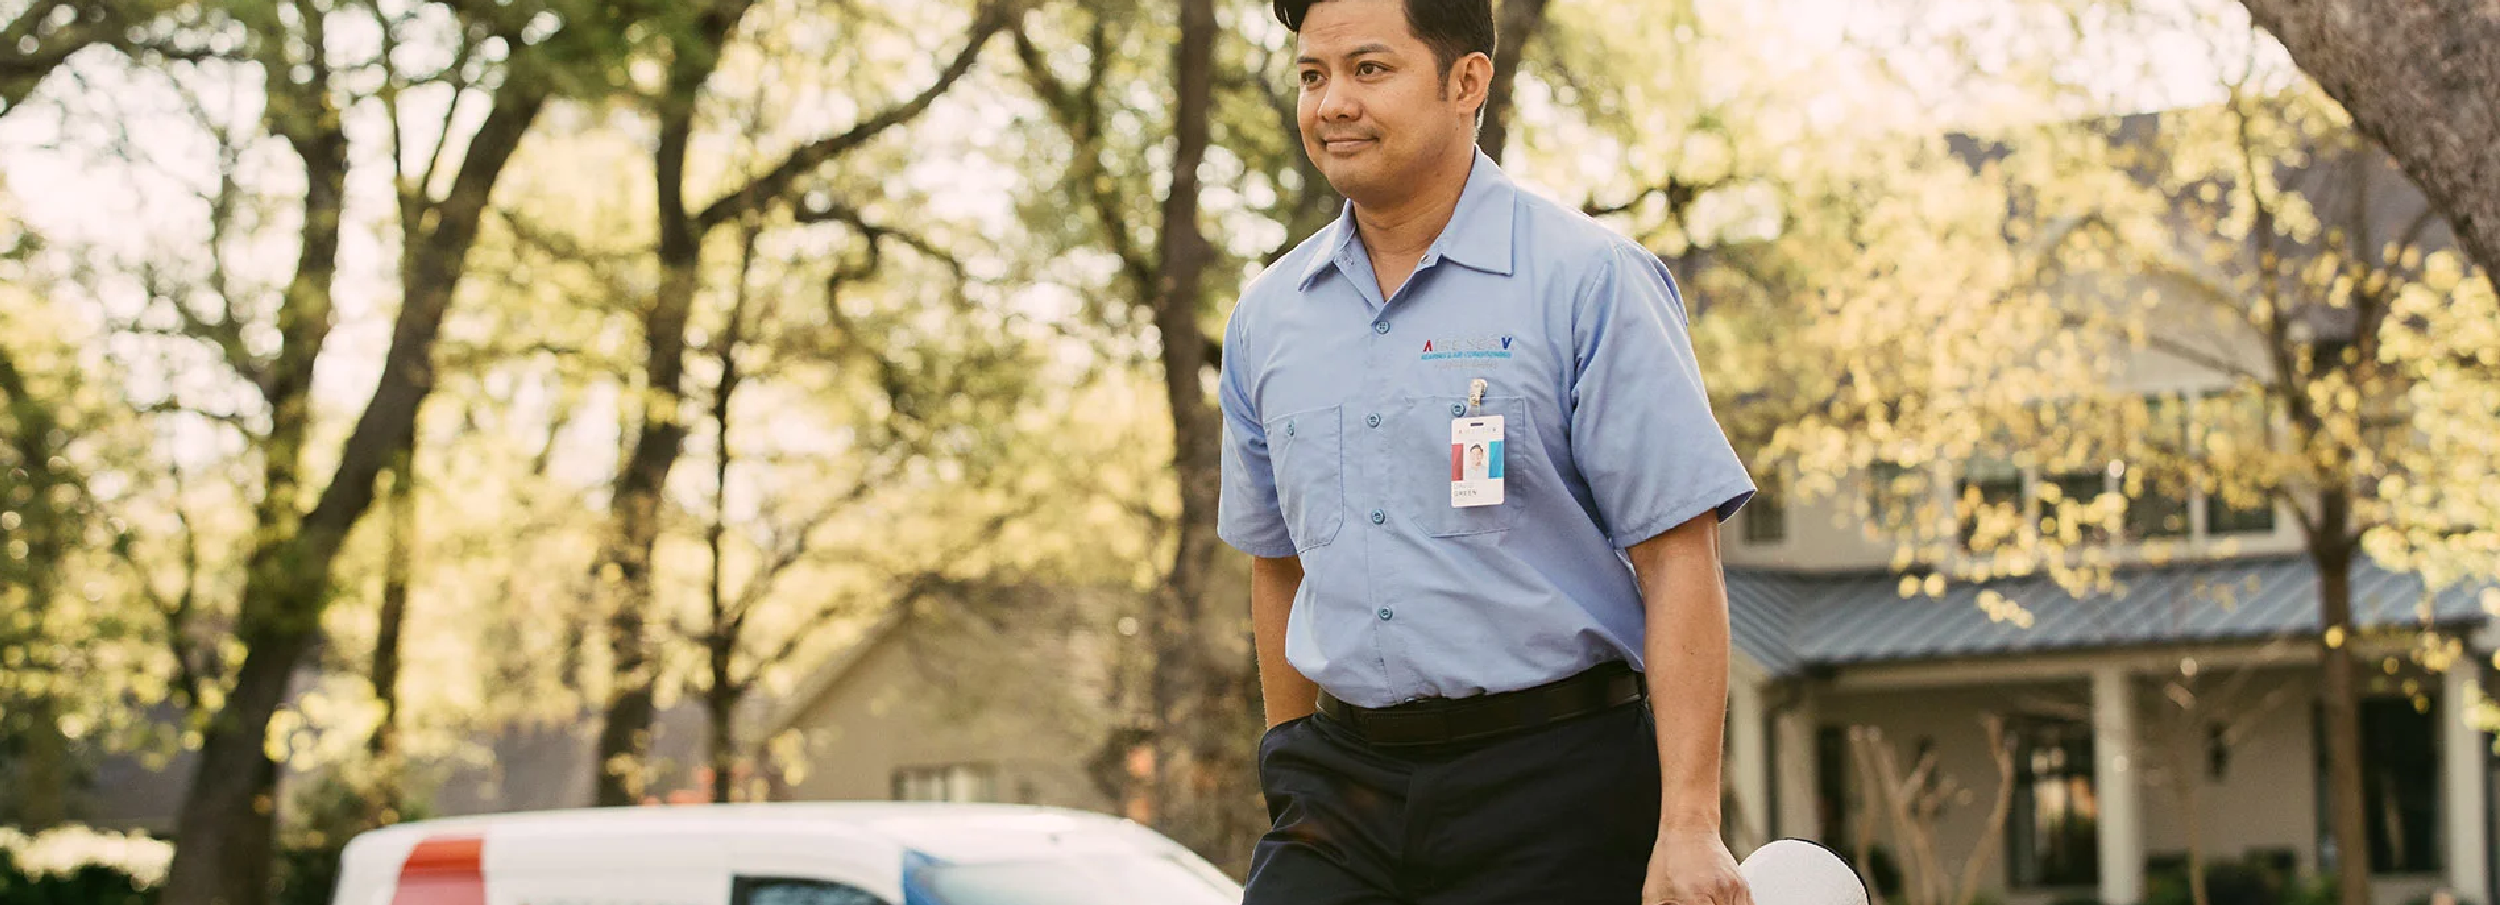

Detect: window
[2204, 491, 2276, 536]
[2315, 697, 2443, 874]
[1816, 726, 1853, 850]
[912, 855, 1237, 905]
[733, 877, 885, 905]
[2008, 717, 2098, 888]
[2123, 395, 2194, 541]
[2197, 390, 2276, 536]
[1958, 460, 2022, 550]
[2039, 470, 2111, 545]
[1744, 475, 1786, 544]
[892, 764, 994, 803]
[1868, 461, 1928, 531]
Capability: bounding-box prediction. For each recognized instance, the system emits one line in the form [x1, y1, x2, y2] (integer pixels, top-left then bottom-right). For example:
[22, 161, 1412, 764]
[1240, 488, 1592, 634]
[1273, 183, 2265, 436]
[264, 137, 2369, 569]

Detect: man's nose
[1316, 83, 1359, 122]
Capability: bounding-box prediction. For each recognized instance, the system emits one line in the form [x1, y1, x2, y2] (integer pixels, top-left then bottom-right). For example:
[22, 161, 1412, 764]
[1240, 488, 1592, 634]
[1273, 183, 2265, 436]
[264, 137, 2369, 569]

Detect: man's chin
[1315, 162, 1388, 206]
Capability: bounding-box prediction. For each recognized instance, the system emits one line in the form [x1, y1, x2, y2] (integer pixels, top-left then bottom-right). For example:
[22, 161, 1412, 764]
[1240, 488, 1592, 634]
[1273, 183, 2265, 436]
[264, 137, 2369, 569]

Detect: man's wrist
[1656, 808, 1722, 835]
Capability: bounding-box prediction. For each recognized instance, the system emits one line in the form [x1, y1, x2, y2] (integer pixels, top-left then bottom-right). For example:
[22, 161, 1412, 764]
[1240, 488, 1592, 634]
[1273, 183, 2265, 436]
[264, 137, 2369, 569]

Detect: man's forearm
[1629, 517, 1731, 833]
[1251, 555, 1319, 727]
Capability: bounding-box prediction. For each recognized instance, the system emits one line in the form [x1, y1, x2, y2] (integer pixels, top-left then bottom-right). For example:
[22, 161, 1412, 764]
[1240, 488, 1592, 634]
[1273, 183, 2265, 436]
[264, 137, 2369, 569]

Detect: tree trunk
[708, 676, 740, 804]
[589, 2, 750, 805]
[0, 346, 80, 833]
[368, 441, 415, 818]
[1477, 0, 1549, 164]
[588, 115, 699, 811]
[160, 53, 351, 902]
[1143, 0, 1259, 862]
[158, 76, 546, 905]
[2237, 0, 2500, 277]
[2173, 692, 2213, 905]
[2314, 514, 2372, 905]
[9, 696, 74, 830]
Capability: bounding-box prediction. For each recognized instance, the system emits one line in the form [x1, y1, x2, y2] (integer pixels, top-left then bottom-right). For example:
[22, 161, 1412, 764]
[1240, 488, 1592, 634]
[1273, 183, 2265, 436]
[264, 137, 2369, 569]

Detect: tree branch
[1011, 17, 1158, 302]
[695, 9, 1006, 231]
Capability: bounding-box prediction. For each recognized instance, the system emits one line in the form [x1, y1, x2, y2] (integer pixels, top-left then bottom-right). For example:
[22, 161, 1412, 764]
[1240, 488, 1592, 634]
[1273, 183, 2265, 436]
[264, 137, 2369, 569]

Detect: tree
[126, 0, 632, 898]
[2234, 0, 2500, 285]
[578, 0, 1006, 807]
[0, 0, 195, 114]
[1767, 14, 2496, 900]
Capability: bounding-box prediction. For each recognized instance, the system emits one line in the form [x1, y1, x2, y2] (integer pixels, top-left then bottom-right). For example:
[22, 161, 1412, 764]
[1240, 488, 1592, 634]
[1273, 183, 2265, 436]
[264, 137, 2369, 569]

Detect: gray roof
[1726, 555, 2494, 676]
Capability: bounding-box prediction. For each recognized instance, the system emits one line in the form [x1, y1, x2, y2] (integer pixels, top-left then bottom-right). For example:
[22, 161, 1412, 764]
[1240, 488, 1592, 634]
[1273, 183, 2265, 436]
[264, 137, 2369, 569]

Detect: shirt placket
[1355, 248, 1443, 705]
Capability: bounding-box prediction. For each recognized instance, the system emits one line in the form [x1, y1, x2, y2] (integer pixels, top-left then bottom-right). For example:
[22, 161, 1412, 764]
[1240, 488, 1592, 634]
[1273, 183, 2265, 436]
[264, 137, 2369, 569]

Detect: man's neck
[1352, 146, 1477, 260]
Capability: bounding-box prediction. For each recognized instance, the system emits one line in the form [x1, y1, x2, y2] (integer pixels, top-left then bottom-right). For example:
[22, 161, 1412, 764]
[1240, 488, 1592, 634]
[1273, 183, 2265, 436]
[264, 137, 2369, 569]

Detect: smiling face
[1293, 0, 1489, 209]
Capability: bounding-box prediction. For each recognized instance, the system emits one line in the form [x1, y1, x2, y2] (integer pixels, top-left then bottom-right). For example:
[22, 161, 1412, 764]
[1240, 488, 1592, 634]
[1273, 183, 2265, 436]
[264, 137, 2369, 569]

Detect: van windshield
[913, 855, 1236, 905]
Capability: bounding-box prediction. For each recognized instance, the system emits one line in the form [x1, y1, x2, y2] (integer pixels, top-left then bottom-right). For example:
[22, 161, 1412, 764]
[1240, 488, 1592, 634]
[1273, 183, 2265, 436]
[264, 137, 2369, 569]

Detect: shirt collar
[1296, 147, 1518, 292]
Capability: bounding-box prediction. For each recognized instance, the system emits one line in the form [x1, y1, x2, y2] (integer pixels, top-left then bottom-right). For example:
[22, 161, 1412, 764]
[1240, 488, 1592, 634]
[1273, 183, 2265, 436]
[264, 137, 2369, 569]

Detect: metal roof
[1725, 555, 2495, 676]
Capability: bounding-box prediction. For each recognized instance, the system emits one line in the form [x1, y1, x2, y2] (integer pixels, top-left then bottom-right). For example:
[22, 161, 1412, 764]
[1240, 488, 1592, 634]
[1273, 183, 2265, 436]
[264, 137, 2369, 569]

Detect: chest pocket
[1396, 395, 1530, 537]
[1265, 405, 1346, 552]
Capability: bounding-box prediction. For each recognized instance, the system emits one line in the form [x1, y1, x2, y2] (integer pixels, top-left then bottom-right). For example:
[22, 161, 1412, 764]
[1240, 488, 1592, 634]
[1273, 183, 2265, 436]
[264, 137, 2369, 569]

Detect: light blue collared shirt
[1216, 149, 1754, 708]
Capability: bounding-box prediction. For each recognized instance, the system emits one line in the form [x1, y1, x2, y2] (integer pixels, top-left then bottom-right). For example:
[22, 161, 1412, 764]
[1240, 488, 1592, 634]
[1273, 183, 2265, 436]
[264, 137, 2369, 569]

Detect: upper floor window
[1868, 460, 1929, 532]
[894, 763, 994, 803]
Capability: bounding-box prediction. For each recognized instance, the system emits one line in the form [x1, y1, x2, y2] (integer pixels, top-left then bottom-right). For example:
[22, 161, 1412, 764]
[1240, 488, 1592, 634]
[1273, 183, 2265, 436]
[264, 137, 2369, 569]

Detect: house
[742, 584, 1137, 817]
[1720, 486, 2495, 905]
[1706, 111, 2496, 905]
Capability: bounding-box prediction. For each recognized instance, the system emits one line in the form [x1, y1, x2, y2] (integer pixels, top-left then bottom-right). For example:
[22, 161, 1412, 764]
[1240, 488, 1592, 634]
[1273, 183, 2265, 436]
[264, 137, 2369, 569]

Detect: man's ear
[1451, 51, 1494, 116]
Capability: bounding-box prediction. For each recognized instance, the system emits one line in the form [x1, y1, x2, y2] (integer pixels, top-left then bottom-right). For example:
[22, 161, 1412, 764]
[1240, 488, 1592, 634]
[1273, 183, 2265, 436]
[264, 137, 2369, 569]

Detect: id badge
[1450, 415, 1505, 507]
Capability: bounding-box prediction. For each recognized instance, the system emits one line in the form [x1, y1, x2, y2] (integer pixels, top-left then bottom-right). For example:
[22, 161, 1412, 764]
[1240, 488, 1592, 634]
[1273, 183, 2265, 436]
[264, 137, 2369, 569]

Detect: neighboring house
[745, 584, 1136, 819]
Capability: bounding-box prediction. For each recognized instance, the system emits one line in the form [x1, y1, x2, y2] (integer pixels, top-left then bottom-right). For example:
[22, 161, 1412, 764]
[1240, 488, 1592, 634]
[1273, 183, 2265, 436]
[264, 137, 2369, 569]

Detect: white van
[329, 802, 1242, 905]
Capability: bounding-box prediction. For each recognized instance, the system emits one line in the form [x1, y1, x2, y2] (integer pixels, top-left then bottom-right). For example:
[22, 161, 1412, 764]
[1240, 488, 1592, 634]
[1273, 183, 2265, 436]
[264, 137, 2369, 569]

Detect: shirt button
[1449, 403, 1465, 417]
[1373, 321, 1391, 335]
[1285, 421, 1296, 437]
[1366, 413, 1381, 428]
[1378, 607, 1395, 621]
[1369, 509, 1386, 525]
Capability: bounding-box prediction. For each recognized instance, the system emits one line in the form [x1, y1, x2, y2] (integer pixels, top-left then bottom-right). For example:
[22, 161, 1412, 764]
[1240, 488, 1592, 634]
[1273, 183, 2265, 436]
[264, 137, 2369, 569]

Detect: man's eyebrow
[1295, 43, 1398, 66]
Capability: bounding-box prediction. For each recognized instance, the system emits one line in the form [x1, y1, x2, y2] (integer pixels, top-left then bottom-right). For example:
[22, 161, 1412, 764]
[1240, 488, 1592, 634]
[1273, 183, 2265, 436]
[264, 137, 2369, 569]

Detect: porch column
[2443, 656, 2489, 904]
[1774, 695, 1821, 841]
[1730, 677, 1771, 853]
[2093, 666, 2145, 905]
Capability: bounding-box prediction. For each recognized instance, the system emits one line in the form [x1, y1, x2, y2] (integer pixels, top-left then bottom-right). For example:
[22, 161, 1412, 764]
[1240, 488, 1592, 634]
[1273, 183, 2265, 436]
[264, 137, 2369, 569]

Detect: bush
[2281, 873, 2340, 905]
[0, 827, 167, 905]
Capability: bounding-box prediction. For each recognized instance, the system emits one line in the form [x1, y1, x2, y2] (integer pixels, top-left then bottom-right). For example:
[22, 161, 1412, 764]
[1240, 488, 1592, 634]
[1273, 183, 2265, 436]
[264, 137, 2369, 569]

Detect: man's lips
[1321, 137, 1376, 153]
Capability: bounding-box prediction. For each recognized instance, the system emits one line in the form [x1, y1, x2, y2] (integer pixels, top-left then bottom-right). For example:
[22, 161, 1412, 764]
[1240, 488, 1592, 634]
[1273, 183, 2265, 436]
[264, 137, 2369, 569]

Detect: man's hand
[1642, 826, 1753, 905]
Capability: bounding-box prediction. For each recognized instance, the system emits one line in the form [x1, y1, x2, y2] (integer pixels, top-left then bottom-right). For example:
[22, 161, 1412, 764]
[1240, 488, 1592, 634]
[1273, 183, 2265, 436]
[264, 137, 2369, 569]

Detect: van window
[730, 877, 886, 905]
[912, 855, 1234, 905]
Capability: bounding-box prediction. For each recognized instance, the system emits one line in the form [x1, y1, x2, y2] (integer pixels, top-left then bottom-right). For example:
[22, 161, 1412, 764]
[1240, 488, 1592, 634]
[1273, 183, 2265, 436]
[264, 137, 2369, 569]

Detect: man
[1215, 0, 1760, 903]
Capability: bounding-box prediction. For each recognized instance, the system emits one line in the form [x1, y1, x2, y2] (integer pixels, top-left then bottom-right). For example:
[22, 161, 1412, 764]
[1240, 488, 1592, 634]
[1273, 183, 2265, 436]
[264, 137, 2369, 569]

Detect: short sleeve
[1568, 241, 1755, 549]
[1218, 311, 1296, 558]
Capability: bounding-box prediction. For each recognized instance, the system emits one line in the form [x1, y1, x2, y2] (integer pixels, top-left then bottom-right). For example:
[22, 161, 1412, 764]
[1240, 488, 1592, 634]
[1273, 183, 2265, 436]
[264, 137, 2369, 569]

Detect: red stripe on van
[392, 835, 486, 905]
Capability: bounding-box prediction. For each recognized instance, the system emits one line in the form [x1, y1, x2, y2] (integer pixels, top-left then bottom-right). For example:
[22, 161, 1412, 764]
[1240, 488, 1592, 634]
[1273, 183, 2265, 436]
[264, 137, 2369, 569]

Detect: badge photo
[1449, 416, 1504, 507]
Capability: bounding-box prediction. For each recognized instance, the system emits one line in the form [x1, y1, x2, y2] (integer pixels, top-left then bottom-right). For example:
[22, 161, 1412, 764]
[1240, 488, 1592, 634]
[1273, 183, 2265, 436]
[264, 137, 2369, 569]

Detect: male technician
[1216, 0, 1760, 902]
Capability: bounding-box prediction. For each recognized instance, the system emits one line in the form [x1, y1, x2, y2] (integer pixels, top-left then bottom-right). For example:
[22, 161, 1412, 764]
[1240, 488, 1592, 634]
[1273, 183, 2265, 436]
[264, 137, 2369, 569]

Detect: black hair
[1272, 0, 1496, 77]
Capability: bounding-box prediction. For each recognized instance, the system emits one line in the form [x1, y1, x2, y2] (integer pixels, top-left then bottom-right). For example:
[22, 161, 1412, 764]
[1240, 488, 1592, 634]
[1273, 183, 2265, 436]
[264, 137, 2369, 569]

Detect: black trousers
[1244, 700, 1663, 904]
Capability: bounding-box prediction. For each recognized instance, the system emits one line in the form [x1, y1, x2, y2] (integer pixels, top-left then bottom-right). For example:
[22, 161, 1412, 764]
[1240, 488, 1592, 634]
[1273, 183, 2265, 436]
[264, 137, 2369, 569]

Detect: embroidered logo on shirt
[1420, 335, 1514, 361]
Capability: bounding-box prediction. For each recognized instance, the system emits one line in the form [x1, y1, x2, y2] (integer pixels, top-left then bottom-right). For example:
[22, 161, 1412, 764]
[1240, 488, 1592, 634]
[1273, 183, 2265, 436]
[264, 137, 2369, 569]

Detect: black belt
[1314, 661, 1646, 747]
